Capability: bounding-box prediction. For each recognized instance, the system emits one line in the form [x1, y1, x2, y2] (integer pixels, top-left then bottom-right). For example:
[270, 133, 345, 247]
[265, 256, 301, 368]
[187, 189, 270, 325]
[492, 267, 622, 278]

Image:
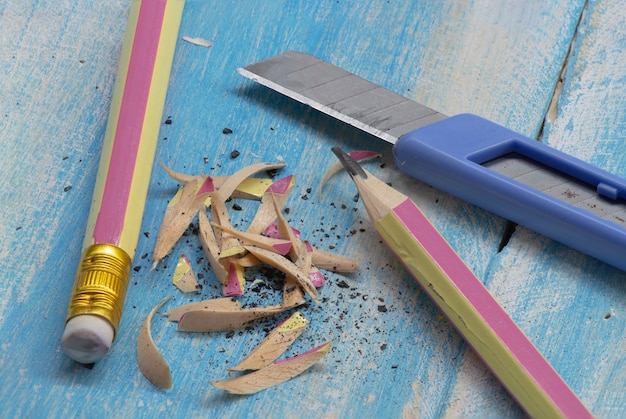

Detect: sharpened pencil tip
[331, 147, 367, 179]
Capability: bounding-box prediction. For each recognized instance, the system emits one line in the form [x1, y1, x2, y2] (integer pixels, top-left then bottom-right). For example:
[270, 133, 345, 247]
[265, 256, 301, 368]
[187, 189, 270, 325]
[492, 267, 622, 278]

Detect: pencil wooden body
[86, 0, 185, 257]
[62, 0, 185, 363]
[351, 169, 592, 418]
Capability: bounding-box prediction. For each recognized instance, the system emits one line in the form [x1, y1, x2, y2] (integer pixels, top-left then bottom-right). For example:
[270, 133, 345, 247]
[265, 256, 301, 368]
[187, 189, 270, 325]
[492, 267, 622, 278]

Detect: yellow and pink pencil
[61, 0, 185, 364]
[332, 147, 592, 418]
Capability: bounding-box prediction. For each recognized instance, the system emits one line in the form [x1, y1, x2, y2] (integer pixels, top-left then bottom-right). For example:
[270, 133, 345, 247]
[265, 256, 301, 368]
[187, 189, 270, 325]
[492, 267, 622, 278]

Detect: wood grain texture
[1, 0, 624, 417]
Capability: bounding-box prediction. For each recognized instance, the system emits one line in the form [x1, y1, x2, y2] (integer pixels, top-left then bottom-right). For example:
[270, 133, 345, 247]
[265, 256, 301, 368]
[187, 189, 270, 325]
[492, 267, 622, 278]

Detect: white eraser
[61, 315, 114, 364]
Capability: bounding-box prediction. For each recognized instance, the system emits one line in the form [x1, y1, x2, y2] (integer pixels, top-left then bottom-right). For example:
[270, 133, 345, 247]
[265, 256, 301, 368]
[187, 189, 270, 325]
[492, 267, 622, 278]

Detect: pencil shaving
[228, 311, 309, 371]
[176, 302, 303, 332]
[223, 261, 246, 296]
[210, 192, 245, 258]
[246, 175, 296, 235]
[263, 221, 300, 240]
[224, 177, 272, 200]
[233, 252, 261, 267]
[137, 296, 173, 390]
[160, 160, 205, 184]
[215, 162, 286, 202]
[164, 297, 241, 322]
[271, 194, 301, 261]
[282, 275, 306, 307]
[198, 207, 229, 285]
[212, 222, 292, 255]
[161, 161, 271, 201]
[270, 195, 327, 288]
[172, 254, 201, 293]
[211, 341, 332, 394]
[152, 179, 210, 268]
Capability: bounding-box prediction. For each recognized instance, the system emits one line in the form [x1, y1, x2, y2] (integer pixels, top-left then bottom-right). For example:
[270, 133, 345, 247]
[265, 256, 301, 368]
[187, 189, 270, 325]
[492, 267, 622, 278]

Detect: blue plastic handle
[393, 113, 626, 271]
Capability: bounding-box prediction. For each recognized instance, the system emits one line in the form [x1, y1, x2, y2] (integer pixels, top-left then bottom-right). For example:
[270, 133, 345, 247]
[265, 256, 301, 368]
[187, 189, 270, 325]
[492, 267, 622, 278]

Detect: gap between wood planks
[497, 0, 590, 253]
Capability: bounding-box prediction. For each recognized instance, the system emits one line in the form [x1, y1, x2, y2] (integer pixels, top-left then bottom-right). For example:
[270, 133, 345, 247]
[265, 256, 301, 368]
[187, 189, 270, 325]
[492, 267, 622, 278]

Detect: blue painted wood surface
[1, 0, 625, 417]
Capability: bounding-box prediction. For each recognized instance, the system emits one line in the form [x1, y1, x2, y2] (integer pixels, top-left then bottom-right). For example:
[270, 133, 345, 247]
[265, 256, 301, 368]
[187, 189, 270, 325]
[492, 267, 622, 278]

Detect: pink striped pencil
[61, 0, 185, 365]
[332, 147, 592, 418]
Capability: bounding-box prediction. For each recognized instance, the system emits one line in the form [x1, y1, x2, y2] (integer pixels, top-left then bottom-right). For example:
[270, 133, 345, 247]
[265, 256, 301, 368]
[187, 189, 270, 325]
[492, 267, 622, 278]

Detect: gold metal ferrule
[66, 243, 132, 339]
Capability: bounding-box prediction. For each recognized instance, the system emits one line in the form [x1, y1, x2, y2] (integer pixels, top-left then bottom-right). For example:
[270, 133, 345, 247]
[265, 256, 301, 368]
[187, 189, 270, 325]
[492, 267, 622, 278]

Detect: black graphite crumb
[63, 185, 72, 192]
[232, 203, 242, 211]
[223, 127, 233, 134]
[164, 117, 172, 125]
[377, 305, 388, 313]
[230, 150, 240, 159]
[336, 280, 350, 289]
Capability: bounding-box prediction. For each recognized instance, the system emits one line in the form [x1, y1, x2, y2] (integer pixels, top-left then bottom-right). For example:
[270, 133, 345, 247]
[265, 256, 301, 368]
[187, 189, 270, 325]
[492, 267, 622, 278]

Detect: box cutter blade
[238, 51, 626, 272]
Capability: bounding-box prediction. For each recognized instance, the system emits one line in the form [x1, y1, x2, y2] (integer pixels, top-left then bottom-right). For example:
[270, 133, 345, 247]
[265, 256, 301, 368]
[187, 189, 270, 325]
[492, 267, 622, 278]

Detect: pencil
[61, 0, 185, 364]
[331, 147, 592, 418]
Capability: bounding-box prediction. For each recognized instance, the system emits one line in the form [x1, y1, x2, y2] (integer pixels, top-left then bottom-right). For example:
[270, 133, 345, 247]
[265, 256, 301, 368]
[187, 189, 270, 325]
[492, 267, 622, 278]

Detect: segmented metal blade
[238, 51, 446, 144]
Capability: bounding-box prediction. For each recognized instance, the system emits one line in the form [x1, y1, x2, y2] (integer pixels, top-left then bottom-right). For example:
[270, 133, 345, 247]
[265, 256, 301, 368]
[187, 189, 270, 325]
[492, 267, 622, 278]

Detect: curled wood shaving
[172, 254, 202, 293]
[160, 160, 202, 184]
[272, 194, 302, 262]
[246, 175, 295, 235]
[152, 179, 212, 268]
[215, 162, 286, 202]
[209, 191, 245, 258]
[198, 207, 229, 285]
[272, 196, 326, 288]
[233, 252, 261, 268]
[244, 245, 319, 305]
[262, 213, 359, 273]
[229, 311, 309, 371]
[211, 341, 332, 394]
[223, 261, 246, 297]
[263, 221, 300, 240]
[293, 240, 312, 276]
[224, 177, 273, 200]
[165, 297, 241, 322]
[137, 296, 173, 389]
[212, 222, 292, 255]
[282, 275, 305, 307]
[161, 161, 271, 201]
[177, 302, 303, 332]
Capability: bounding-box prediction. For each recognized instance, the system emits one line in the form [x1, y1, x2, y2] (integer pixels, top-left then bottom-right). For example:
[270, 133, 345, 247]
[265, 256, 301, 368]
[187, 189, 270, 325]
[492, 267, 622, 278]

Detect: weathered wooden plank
[4, 0, 624, 417]
[505, 0, 626, 415]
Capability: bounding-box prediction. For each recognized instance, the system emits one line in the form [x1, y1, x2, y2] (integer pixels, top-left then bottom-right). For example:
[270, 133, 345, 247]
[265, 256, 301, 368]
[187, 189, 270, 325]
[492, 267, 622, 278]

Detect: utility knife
[238, 51, 626, 272]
